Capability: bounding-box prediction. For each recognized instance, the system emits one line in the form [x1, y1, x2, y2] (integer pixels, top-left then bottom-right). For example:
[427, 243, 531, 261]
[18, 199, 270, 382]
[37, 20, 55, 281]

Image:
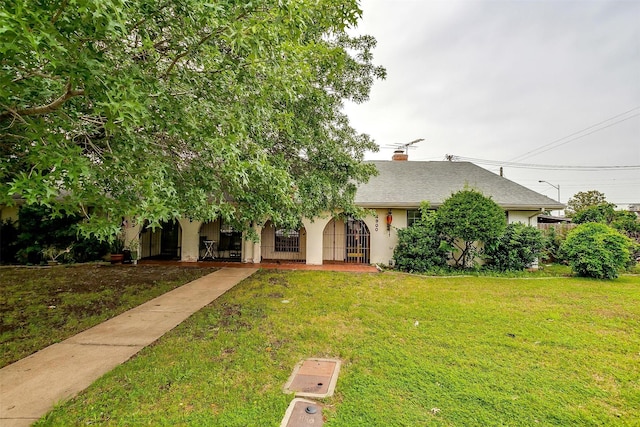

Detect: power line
[449, 155, 640, 171]
[508, 107, 640, 162]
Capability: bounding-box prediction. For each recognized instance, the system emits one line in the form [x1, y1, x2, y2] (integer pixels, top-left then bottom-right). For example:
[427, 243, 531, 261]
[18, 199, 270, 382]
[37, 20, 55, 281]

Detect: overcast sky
[344, 0, 639, 208]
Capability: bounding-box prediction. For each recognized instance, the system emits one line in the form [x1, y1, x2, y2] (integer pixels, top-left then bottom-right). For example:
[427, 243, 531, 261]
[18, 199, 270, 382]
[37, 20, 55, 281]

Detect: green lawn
[0, 264, 217, 367]
[36, 270, 640, 426]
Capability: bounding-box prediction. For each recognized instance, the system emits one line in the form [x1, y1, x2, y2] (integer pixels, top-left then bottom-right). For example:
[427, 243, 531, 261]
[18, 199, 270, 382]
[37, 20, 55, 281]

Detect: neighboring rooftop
[355, 161, 565, 210]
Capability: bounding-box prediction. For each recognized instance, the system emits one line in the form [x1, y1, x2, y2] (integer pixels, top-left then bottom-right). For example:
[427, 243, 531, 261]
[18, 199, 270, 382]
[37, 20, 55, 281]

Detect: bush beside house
[393, 206, 447, 272]
[485, 223, 544, 272]
[435, 189, 506, 268]
[560, 223, 636, 279]
[394, 190, 542, 273]
[3, 205, 110, 265]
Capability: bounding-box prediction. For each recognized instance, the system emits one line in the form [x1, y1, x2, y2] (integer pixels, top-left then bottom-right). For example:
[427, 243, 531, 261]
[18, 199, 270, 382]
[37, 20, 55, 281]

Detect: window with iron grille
[275, 229, 300, 252]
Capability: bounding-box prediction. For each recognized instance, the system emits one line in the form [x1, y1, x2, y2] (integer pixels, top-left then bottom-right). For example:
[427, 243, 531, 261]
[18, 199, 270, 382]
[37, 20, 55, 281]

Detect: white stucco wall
[179, 219, 202, 262]
[366, 208, 402, 266]
[507, 210, 541, 226]
[122, 219, 141, 259]
[303, 216, 332, 265]
[0, 205, 19, 221]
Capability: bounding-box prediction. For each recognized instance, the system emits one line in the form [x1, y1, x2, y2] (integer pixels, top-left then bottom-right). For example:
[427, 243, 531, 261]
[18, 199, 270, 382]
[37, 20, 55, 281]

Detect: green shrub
[560, 223, 635, 279]
[485, 223, 544, 271]
[393, 210, 447, 272]
[14, 205, 109, 264]
[435, 189, 506, 268]
[572, 203, 616, 224]
[540, 225, 572, 263]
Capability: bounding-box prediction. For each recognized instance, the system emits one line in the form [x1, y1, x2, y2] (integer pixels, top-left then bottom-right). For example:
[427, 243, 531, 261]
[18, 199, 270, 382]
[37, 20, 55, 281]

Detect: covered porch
[123, 211, 391, 267]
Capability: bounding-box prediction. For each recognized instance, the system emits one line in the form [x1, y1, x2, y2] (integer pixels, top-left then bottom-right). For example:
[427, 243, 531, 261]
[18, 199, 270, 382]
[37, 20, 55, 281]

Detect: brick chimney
[392, 150, 408, 161]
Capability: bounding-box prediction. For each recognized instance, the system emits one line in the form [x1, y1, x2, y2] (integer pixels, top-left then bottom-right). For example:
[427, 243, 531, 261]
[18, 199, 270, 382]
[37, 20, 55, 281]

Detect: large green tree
[565, 190, 607, 217]
[1, 0, 385, 238]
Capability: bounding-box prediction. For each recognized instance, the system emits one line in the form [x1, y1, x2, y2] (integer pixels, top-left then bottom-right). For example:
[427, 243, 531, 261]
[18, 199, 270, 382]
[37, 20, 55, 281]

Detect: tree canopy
[565, 190, 607, 217]
[435, 189, 506, 268]
[1, 0, 385, 238]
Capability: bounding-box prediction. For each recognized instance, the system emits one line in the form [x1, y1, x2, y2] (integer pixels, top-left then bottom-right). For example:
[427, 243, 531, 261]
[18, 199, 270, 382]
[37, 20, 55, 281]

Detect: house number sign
[375, 215, 379, 232]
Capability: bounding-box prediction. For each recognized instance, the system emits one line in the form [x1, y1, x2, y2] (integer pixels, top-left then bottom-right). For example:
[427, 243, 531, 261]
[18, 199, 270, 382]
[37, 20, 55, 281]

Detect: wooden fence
[537, 223, 576, 233]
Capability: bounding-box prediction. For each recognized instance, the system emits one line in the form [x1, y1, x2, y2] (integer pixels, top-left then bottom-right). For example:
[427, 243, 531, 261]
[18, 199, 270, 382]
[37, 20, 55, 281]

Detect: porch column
[241, 231, 253, 263]
[178, 219, 202, 262]
[241, 224, 263, 263]
[252, 224, 262, 263]
[302, 216, 332, 265]
[123, 218, 142, 260]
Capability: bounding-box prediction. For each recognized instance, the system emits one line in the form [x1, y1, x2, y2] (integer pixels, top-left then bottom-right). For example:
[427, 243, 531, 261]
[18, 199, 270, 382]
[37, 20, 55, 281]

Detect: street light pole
[538, 180, 560, 202]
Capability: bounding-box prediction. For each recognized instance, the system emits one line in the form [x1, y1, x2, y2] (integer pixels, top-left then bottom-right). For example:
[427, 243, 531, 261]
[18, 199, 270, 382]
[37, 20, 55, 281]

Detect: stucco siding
[508, 210, 541, 226]
[367, 209, 402, 265]
[260, 223, 306, 261]
[0, 206, 19, 221]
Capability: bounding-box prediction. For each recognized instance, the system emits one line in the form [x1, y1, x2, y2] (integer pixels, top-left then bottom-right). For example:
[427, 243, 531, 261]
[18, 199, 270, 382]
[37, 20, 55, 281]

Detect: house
[129, 157, 564, 266]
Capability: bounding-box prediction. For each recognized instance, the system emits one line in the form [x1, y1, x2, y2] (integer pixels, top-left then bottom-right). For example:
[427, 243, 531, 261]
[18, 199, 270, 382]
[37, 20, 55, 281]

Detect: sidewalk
[138, 259, 379, 273]
[0, 267, 257, 427]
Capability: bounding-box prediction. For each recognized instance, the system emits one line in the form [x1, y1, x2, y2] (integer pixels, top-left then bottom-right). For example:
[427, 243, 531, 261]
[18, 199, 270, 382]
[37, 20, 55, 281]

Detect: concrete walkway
[139, 259, 379, 273]
[0, 267, 257, 427]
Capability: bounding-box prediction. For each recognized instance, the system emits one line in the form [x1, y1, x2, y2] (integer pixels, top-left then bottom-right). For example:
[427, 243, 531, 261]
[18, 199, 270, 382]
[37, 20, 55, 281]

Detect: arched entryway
[323, 217, 370, 264]
[198, 219, 242, 261]
[260, 221, 306, 263]
[140, 220, 182, 259]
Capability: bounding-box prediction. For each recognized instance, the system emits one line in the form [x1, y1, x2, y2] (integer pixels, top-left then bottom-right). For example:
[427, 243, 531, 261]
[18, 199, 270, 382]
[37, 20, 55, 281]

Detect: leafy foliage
[540, 225, 573, 264]
[435, 189, 506, 268]
[560, 222, 635, 279]
[571, 203, 640, 261]
[611, 210, 640, 236]
[485, 223, 544, 271]
[1, 0, 385, 238]
[565, 190, 607, 217]
[572, 203, 616, 224]
[13, 205, 109, 264]
[393, 205, 447, 272]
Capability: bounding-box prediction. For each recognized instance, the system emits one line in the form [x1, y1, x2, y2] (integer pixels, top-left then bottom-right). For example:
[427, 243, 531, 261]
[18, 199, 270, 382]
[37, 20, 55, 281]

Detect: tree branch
[0, 80, 84, 121]
[162, 31, 218, 78]
[161, 9, 255, 78]
[51, 0, 69, 25]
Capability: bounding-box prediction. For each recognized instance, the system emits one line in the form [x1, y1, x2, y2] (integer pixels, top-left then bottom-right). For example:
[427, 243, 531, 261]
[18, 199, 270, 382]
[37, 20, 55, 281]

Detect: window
[275, 229, 300, 252]
[407, 209, 421, 227]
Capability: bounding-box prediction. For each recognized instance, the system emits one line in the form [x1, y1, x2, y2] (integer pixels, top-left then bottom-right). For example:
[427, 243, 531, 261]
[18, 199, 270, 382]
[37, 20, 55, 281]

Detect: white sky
[344, 0, 640, 207]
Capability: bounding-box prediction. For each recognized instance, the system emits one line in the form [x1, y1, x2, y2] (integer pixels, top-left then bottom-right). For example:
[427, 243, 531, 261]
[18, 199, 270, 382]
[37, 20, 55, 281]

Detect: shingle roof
[355, 161, 565, 210]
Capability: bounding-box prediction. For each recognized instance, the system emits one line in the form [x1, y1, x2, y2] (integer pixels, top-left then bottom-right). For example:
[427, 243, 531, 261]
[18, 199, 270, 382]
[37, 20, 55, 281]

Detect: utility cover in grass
[283, 358, 341, 398]
[280, 398, 323, 427]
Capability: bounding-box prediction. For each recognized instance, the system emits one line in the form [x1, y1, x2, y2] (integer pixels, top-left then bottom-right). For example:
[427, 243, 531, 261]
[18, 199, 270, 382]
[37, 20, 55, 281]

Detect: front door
[345, 218, 370, 264]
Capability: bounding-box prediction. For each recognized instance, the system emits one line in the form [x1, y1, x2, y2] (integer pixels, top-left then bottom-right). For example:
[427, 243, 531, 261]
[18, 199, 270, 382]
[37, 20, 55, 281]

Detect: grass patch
[0, 264, 217, 367]
[36, 270, 640, 426]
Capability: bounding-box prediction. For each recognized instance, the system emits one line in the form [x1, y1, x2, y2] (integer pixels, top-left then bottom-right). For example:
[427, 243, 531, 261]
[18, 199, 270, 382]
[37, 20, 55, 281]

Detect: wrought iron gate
[345, 218, 370, 264]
